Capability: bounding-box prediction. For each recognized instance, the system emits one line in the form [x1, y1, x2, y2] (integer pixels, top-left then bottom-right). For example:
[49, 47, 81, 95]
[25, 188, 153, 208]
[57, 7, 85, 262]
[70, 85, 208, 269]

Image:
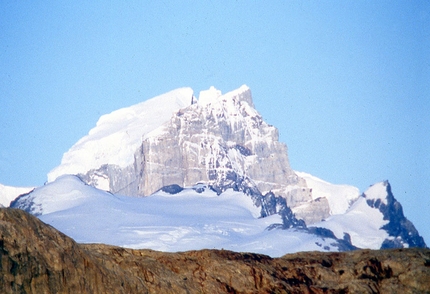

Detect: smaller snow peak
[363, 181, 389, 205]
[172, 87, 195, 107]
[222, 84, 253, 108]
[94, 87, 194, 130]
[11, 174, 113, 217]
[198, 86, 222, 106]
[0, 183, 35, 207]
[47, 87, 195, 183]
[295, 171, 360, 215]
[197, 85, 253, 108]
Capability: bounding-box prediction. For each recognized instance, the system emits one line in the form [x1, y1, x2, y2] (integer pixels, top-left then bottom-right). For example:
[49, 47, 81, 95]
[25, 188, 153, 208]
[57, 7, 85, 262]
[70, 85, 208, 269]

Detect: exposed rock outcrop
[86, 86, 311, 200]
[1, 208, 429, 293]
[83, 86, 318, 222]
[137, 86, 302, 197]
[365, 181, 426, 249]
[42, 85, 429, 244]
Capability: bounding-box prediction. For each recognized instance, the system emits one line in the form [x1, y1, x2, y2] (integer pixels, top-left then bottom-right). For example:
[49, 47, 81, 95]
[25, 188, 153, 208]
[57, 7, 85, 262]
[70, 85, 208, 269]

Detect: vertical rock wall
[136, 87, 314, 209]
[80, 86, 326, 223]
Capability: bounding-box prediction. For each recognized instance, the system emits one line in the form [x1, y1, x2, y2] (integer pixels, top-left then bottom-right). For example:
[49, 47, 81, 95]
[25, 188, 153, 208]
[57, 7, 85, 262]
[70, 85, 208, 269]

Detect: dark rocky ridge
[1, 208, 429, 293]
[365, 181, 426, 249]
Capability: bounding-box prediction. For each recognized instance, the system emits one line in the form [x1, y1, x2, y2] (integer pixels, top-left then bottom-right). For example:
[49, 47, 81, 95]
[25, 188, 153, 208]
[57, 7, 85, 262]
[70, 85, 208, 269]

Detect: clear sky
[1, 1, 429, 244]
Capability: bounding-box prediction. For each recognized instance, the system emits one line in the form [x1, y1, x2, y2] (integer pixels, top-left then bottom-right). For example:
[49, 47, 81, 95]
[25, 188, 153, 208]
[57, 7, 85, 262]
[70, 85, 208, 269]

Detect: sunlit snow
[11, 86, 403, 256]
[296, 171, 360, 215]
[363, 181, 389, 205]
[21, 175, 341, 257]
[47, 88, 194, 182]
[0, 184, 33, 207]
[311, 184, 390, 249]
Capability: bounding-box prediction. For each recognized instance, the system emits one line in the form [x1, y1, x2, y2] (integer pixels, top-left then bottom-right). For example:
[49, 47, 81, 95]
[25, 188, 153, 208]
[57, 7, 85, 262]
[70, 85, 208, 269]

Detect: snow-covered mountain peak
[198, 84, 253, 108]
[131, 84, 307, 200]
[0, 183, 34, 207]
[6, 84, 427, 256]
[47, 87, 194, 183]
[198, 86, 222, 105]
[312, 179, 426, 249]
[47, 85, 255, 185]
[63, 85, 307, 202]
[11, 175, 115, 216]
[363, 181, 389, 205]
[295, 171, 360, 215]
[37, 85, 426, 251]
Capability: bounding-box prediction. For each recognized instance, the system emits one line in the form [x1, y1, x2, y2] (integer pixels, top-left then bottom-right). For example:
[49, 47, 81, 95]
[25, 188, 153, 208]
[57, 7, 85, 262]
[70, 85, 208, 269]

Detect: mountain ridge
[4, 85, 427, 255]
[47, 87, 195, 185]
[10, 174, 355, 256]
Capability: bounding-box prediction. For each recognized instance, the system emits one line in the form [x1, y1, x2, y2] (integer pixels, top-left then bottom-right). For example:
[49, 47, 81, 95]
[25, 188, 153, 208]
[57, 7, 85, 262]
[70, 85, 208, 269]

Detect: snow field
[21, 175, 342, 257]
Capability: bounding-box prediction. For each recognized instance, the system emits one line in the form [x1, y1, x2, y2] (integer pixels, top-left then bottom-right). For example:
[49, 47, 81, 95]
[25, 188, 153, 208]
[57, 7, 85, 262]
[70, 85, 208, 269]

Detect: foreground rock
[1, 208, 429, 293]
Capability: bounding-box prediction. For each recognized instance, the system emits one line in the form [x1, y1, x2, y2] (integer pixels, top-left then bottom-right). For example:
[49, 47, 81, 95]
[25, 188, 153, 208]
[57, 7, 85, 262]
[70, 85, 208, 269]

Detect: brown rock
[1, 208, 429, 293]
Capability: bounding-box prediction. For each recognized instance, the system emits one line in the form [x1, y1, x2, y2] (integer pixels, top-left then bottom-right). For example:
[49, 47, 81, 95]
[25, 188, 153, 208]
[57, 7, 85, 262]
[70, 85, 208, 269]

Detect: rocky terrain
[48, 86, 320, 223]
[1, 208, 429, 293]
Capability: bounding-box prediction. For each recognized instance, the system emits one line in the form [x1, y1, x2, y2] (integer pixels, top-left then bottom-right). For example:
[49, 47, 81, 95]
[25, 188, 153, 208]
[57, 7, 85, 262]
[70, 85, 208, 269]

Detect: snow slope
[12, 86, 423, 256]
[310, 182, 391, 249]
[47, 88, 194, 183]
[12, 175, 342, 257]
[0, 184, 33, 207]
[296, 171, 360, 215]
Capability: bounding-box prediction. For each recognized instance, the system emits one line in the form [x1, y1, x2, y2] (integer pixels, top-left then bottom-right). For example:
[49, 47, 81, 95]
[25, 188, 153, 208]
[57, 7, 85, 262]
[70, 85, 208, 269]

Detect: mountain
[47, 87, 195, 190]
[7, 85, 427, 255]
[47, 85, 344, 224]
[0, 183, 33, 207]
[310, 181, 426, 250]
[1, 208, 429, 293]
[11, 173, 424, 255]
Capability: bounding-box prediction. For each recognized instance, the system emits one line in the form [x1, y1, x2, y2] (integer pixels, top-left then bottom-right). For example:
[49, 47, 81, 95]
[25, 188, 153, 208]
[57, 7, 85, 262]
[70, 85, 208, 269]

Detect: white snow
[311, 187, 389, 249]
[227, 147, 245, 175]
[222, 84, 252, 105]
[0, 184, 34, 207]
[198, 85, 251, 108]
[198, 86, 222, 106]
[47, 87, 194, 182]
[363, 181, 389, 205]
[24, 85, 397, 256]
[19, 175, 343, 257]
[296, 171, 360, 215]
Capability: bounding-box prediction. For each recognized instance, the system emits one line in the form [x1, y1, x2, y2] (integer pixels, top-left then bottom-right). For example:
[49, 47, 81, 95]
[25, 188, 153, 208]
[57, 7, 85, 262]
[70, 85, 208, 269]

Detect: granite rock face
[137, 86, 302, 197]
[1, 208, 429, 294]
[80, 86, 319, 222]
[46, 85, 380, 225]
[138, 86, 325, 223]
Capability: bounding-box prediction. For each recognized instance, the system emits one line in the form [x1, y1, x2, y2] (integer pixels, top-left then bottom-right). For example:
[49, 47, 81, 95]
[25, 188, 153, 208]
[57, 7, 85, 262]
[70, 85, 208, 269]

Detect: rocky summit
[1, 208, 429, 293]
[52, 86, 319, 222]
[2, 85, 427, 294]
[7, 85, 427, 255]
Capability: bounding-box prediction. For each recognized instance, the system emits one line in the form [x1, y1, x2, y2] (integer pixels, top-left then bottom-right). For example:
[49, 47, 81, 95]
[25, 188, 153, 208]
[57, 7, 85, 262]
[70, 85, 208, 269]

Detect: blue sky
[1, 1, 429, 244]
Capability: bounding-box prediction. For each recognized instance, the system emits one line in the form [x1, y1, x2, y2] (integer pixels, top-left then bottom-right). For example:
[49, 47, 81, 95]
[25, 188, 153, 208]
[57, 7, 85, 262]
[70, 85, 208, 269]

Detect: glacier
[11, 174, 425, 256]
[11, 175, 353, 257]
